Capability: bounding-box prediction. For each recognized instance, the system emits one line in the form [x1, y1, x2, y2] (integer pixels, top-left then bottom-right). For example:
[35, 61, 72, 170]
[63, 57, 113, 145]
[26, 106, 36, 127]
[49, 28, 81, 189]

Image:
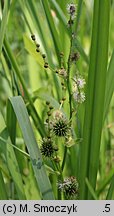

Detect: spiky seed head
[52, 118, 70, 137]
[58, 176, 79, 199]
[40, 138, 55, 158]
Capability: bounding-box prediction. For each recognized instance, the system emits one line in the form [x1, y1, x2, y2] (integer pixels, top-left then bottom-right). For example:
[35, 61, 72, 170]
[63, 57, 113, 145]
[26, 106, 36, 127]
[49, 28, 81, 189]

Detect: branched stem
[67, 32, 73, 120]
[61, 21, 73, 172]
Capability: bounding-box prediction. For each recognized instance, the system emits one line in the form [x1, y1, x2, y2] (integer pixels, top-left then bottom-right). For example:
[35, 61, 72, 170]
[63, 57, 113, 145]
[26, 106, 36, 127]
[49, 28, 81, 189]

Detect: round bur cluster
[58, 176, 79, 199]
[53, 118, 70, 137]
[52, 110, 70, 137]
[74, 77, 86, 89]
[40, 138, 55, 158]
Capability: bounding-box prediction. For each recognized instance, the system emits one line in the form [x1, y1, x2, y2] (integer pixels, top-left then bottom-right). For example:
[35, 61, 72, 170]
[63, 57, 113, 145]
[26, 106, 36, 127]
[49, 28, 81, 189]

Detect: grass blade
[7, 98, 16, 144]
[8, 96, 55, 200]
[104, 51, 114, 120]
[97, 168, 114, 196]
[75, 0, 83, 33]
[79, 0, 110, 199]
[50, 0, 67, 28]
[88, 0, 110, 199]
[85, 178, 98, 200]
[79, 0, 100, 199]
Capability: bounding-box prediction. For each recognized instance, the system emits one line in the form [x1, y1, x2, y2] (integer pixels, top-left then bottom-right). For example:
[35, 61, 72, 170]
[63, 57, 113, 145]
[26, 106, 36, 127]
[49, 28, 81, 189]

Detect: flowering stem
[61, 146, 67, 171]
[57, 162, 64, 200]
[67, 24, 73, 120]
[61, 21, 73, 172]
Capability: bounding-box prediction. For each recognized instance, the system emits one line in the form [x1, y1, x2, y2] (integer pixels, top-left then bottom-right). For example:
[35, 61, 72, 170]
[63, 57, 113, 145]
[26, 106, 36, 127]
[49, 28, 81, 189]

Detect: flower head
[77, 78, 86, 89]
[73, 76, 86, 89]
[67, 3, 77, 18]
[58, 176, 79, 199]
[40, 138, 55, 158]
[73, 91, 85, 103]
[52, 118, 71, 137]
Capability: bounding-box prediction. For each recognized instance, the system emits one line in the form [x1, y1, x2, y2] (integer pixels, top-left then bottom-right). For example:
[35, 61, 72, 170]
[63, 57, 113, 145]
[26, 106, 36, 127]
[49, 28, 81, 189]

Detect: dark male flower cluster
[67, 3, 77, 20]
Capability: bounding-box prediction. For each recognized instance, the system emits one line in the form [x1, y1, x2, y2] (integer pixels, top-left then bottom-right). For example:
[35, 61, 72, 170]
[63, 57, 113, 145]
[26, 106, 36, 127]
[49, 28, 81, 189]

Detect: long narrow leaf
[79, 0, 110, 199]
[79, 0, 100, 199]
[75, 0, 83, 33]
[88, 0, 110, 199]
[85, 178, 98, 200]
[8, 96, 54, 200]
[104, 51, 114, 120]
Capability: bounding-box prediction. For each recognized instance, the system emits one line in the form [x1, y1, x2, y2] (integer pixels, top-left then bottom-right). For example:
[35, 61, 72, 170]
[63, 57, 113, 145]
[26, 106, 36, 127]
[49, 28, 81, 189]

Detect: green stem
[61, 19, 73, 174]
[61, 146, 67, 171]
[56, 161, 64, 200]
[67, 16, 74, 120]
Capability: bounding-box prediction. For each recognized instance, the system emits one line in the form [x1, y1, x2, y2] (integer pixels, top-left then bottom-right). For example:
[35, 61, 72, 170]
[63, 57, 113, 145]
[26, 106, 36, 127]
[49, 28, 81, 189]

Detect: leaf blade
[8, 96, 55, 200]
